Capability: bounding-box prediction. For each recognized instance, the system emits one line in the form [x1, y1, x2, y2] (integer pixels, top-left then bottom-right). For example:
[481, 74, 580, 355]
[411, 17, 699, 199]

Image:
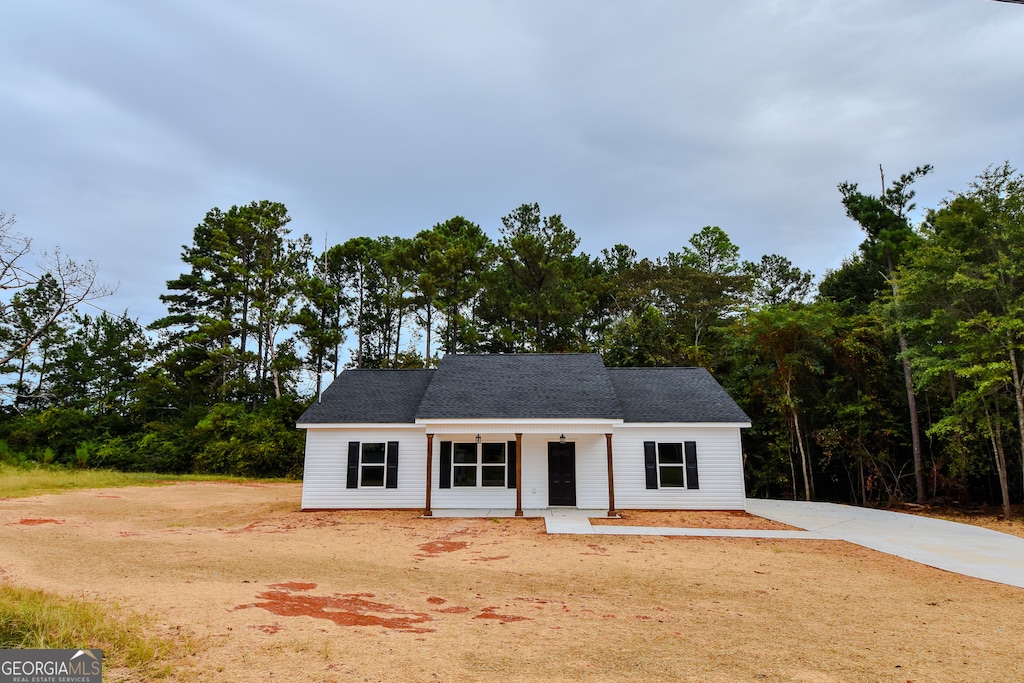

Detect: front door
[547, 442, 576, 506]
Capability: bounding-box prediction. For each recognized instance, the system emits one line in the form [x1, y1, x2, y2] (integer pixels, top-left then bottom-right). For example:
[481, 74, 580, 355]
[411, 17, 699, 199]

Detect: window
[657, 443, 685, 487]
[359, 442, 386, 487]
[440, 441, 516, 489]
[346, 441, 399, 489]
[644, 441, 699, 490]
[453, 443, 477, 486]
[451, 442, 506, 487]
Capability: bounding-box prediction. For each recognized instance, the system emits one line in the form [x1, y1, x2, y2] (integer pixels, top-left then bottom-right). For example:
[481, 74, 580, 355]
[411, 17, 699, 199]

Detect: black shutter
[385, 441, 399, 489]
[346, 441, 360, 489]
[507, 440, 517, 488]
[643, 441, 658, 489]
[685, 441, 699, 489]
[439, 441, 452, 489]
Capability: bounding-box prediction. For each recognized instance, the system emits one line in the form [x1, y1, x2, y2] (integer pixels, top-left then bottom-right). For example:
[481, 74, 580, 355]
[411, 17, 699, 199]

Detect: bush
[192, 403, 303, 478]
[2, 408, 100, 464]
[135, 427, 192, 474]
[91, 436, 138, 471]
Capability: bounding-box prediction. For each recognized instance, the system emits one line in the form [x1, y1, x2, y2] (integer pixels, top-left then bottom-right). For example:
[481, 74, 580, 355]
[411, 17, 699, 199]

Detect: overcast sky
[3, 1, 1023, 325]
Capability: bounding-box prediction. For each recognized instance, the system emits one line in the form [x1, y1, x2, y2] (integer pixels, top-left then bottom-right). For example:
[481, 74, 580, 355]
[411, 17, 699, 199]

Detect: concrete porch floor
[425, 508, 611, 519]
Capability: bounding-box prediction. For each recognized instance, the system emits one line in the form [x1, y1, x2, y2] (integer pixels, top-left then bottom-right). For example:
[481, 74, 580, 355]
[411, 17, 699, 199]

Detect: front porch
[418, 420, 622, 517]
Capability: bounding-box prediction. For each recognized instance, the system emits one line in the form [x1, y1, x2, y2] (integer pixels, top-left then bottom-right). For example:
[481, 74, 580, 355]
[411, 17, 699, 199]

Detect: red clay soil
[238, 583, 435, 634]
[2, 482, 1024, 682]
[592, 509, 798, 529]
[415, 539, 468, 555]
[473, 606, 532, 623]
[14, 518, 64, 525]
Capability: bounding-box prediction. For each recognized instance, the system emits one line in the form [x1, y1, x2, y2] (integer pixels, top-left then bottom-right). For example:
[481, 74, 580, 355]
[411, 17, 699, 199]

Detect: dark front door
[547, 442, 576, 506]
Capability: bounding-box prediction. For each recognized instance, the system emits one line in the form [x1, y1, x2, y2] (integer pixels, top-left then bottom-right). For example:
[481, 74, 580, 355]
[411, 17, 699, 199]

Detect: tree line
[2, 164, 1023, 515]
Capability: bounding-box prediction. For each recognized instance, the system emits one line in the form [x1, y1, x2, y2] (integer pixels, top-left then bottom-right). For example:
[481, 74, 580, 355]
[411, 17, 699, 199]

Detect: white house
[297, 353, 750, 514]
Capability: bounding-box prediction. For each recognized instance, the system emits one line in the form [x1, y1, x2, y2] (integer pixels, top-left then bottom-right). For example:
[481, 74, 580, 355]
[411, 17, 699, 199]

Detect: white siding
[301, 424, 746, 511]
[513, 434, 609, 510]
[572, 434, 611, 509]
[610, 425, 746, 510]
[300, 427, 427, 510]
[430, 433, 518, 509]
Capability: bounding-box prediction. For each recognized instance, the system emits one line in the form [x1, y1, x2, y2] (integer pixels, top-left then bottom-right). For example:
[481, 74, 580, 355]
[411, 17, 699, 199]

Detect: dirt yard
[1, 482, 1023, 682]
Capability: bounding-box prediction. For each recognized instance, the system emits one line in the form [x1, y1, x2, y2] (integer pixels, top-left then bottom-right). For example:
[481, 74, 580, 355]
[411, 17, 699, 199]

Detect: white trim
[417, 418, 623, 425]
[299, 420, 749, 430]
[617, 422, 751, 429]
[297, 422, 424, 430]
[449, 440, 509, 488]
[417, 418, 622, 434]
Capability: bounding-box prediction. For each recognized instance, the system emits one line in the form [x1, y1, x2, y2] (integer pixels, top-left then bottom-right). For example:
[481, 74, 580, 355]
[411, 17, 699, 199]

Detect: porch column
[605, 433, 617, 517]
[515, 432, 523, 517]
[423, 433, 434, 517]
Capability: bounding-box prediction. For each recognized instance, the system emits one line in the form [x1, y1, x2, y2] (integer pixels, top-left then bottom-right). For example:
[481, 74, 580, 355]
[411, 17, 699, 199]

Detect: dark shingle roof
[607, 367, 750, 423]
[415, 353, 623, 419]
[298, 355, 749, 425]
[297, 369, 434, 424]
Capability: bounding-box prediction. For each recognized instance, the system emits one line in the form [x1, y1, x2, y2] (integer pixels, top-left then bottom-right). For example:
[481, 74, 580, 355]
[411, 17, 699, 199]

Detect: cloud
[1, 0, 1023, 325]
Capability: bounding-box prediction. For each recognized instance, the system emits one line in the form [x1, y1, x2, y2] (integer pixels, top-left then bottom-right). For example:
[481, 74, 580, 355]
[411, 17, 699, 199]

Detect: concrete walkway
[745, 499, 1024, 589]
[428, 502, 1024, 589]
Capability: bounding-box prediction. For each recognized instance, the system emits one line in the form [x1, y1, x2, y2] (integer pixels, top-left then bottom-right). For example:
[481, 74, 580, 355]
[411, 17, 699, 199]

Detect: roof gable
[415, 353, 623, 420]
[297, 369, 434, 424]
[607, 367, 750, 423]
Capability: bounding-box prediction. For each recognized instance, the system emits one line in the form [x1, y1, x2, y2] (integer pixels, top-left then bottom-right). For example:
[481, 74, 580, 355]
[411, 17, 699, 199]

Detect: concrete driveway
[458, 502, 1024, 589]
[745, 499, 1024, 589]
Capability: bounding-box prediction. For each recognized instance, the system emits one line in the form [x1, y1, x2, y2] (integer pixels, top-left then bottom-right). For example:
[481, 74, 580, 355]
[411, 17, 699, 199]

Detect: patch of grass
[0, 463, 288, 499]
[0, 583, 188, 677]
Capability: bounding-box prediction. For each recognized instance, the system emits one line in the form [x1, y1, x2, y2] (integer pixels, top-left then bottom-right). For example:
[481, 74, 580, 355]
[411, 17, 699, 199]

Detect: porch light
[475, 434, 482, 444]
[559, 434, 566, 444]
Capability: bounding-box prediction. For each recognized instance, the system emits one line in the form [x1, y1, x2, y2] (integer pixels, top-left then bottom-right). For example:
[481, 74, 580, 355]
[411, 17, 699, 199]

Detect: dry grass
[0, 483, 1022, 682]
[0, 583, 187, 680]
[0, 463, 285, 500]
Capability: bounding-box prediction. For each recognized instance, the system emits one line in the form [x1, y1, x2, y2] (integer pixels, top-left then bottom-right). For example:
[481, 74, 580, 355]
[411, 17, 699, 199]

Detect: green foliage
[411, 217, 492, 358]
[602, 305, 681, 367]
[839, 164, 932, 273]
[135, 427, 193, 473]
[659, 226, 750, 354]
[818, 255, 884, 314]
[192, 402, 304, 477]
[150, 200, 309, 406]
[2, 407, 95, 463]
[742, 254, 814, 309]
[4, 179, 1024, 512]
[726, 302, 837, 500]
[894, 163, 1024, 514]
[45, 311, 150, 413]
[482, 203, 598, 352]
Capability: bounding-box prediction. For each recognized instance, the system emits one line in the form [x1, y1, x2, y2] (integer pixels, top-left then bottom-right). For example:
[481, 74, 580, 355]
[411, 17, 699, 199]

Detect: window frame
[644, 440, 699, 490]
[346, 440, 399, 490]
[656, 442, 686, 488]
[450, 441, 507, 488]
[359, 442, 387, 487]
